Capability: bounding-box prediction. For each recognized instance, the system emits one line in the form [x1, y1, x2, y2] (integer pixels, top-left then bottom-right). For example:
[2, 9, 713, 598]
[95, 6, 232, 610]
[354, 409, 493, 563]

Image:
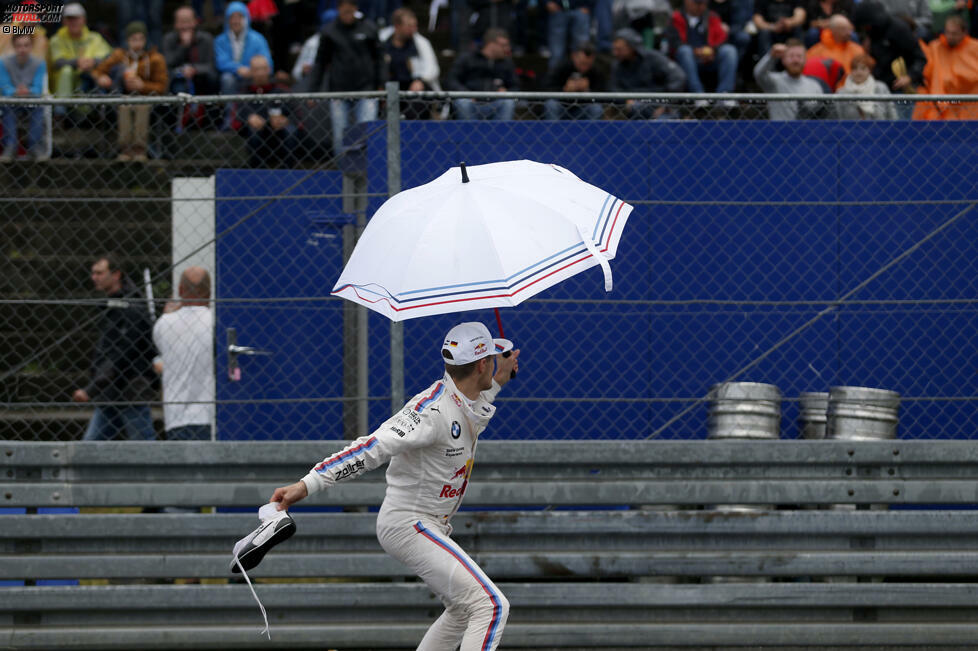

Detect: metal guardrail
[5, 440, 978, 648]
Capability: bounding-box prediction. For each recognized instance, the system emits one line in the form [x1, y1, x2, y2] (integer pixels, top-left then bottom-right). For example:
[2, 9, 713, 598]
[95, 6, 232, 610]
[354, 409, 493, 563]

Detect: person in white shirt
[271, 322, 521, 651]
[152, 266, 215, 440]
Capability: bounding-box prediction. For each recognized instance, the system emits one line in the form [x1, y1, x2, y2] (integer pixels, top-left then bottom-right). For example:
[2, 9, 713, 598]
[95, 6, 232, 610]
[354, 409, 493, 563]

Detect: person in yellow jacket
[913, 15, 978, 119]
[47, 2, 111, 105]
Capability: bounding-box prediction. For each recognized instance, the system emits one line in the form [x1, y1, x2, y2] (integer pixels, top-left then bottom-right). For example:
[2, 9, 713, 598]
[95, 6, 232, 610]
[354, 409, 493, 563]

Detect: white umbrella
[331, 160, 634, 322]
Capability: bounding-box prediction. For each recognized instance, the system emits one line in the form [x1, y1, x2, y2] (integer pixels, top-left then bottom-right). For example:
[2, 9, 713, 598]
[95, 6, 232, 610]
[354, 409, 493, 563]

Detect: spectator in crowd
[928, 0, 967, 35]
[0, 33, 48, 161]
[48, 3, 111, 104]
[805, 0, 853, 46]
[152, 267, 214, 441]
[447, 28, 519, 120]
[94, 21, 168, 161]
[467, 0, 515, 44]
[913, 15, 978, 119]
[380, 7, 441, 118]
[594, 0, 614, 53]
[667, 0, 738, 103]
[237, 54, 295, 167]
[0, 22, 48, 58]
[546, 0, 594, 71]
[610, 27, 686, 118]
[191, 0, 225, 25]
[361, 0, 403, 25]
[117, 0, 165, 49]
[754, 39, 826, 119]
[267, 0, 319, 76]
[214, 2, 273, 97]
[291, 21, 323, 90]
[310, 0, 384, 155]
[878, 0, 933, 39]
[836, 53, 897, 118]
[613, 0, 672, 43]
[851, 0, 925, 97]
[72, 254, 158, 442]
[806, 14, 864, 87]
[802, 51, 844, 90]
[753, 0, 807, 55]
[509, 0, 545, 58]
[543, 40, 606, 119]
[710, 0, 753, 63]
[163, 5, 217, 96]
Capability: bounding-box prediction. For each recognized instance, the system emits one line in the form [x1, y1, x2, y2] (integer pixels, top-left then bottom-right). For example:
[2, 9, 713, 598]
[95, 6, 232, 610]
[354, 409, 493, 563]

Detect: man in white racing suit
[272, 321, 521, 651]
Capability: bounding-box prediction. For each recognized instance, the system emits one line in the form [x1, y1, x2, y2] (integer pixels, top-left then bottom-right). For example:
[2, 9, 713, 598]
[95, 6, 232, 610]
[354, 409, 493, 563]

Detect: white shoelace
[232, 503, 285, 640]
[233, 554, 271, 640]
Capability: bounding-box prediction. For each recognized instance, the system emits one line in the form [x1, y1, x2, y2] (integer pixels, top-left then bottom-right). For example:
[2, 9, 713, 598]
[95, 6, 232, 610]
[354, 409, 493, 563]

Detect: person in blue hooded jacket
[214, 1, 273, 96]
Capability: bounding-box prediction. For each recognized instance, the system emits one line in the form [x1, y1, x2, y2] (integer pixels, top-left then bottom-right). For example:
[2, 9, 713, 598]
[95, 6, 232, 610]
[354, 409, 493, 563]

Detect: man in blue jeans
[0, 33, 47, 161]
[546, 0, 594, 70]
[309, 0, 384, 156]
[666, 0, 739, 103]
[73, 255, 158, 441]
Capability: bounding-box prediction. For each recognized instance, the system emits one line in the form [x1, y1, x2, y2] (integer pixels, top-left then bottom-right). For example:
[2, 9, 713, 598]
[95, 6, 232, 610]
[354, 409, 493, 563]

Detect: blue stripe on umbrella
[334, 244, 590, 305]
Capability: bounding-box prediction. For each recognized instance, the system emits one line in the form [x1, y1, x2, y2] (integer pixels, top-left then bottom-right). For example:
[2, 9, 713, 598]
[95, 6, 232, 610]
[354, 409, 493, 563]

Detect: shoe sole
[230, 517, 296, 574]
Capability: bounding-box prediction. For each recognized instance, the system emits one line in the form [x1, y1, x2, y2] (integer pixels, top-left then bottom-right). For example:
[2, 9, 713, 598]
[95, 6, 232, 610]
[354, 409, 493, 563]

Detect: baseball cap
[441, 322, 513, 365]
[63, 3, 86, 17]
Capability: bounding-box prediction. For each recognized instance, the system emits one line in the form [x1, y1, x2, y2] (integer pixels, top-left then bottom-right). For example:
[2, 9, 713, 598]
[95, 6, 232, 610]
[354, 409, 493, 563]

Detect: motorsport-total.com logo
[1, 2, 64, 34]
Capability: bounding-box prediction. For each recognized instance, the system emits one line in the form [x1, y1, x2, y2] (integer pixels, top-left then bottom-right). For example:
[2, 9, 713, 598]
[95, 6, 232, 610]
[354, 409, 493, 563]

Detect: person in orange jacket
[806, 14, 865, 88]
[913, 15, 978, 119]
[93, 21, 168, 161]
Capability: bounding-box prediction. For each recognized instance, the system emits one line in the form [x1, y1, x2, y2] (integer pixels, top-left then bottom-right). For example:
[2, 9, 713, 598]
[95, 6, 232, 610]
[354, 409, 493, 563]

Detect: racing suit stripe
[413, 521, 502, 650]
[312, 436, 378, 473]
[414, 383, 444, 412]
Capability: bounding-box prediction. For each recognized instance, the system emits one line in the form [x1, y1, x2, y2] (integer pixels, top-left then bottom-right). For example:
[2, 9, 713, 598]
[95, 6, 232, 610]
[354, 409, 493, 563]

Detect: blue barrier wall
[363, 121, 978, 440]
[215, 169, 347, 440]
[214, 120, 978, 440]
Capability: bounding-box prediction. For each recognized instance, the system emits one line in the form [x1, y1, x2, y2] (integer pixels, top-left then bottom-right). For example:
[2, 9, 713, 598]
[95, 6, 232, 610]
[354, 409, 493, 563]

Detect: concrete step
[3, 219, 170, 256]
[2, 368, 89, 403]
[1, 304, 90, 334]
[0, 406, 165, 441]
[0, 157, 179, 191]
[1, 329, 98, 380]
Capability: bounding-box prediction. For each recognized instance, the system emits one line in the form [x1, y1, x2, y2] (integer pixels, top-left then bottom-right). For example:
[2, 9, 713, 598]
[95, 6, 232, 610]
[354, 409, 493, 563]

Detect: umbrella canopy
[332, 160, 634, 321]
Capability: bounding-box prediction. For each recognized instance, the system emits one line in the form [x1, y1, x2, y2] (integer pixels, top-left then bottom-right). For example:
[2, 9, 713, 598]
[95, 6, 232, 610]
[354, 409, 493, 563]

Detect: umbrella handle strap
[578, 225, 613, 292]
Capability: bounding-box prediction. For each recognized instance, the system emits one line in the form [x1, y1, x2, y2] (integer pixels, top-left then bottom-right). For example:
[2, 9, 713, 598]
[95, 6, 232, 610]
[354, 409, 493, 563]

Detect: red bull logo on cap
[473, 342, 487, 356]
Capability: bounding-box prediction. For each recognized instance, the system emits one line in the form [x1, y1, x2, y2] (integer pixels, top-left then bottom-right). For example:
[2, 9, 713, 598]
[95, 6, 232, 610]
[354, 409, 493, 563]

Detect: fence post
[386, 82, 404, 416]
[342, 171, 369, 439]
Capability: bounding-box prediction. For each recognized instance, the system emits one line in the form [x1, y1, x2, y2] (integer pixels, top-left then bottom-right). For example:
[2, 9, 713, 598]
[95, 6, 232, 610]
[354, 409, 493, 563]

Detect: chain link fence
[2, 89, 976, 441]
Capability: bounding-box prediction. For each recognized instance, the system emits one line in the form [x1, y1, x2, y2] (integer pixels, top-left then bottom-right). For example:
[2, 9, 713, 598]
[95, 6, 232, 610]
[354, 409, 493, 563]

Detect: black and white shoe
[230, 506, 296, 574]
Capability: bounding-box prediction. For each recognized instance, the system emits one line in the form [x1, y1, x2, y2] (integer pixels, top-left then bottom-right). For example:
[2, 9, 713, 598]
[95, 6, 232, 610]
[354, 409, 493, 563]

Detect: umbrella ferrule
[460, 162, 470, 183]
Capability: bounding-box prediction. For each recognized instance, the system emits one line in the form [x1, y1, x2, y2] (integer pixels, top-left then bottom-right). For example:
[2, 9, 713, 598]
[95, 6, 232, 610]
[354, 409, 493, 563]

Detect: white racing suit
[301, 373, 509, 651]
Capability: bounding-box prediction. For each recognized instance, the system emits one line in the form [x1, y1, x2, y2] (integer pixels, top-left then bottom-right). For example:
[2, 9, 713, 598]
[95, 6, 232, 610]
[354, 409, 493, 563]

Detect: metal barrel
[798, 392, 829, 440]
[826, 386, 901, 441]
[708, 382, 782, 440]
[705, 382, 780, 583]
